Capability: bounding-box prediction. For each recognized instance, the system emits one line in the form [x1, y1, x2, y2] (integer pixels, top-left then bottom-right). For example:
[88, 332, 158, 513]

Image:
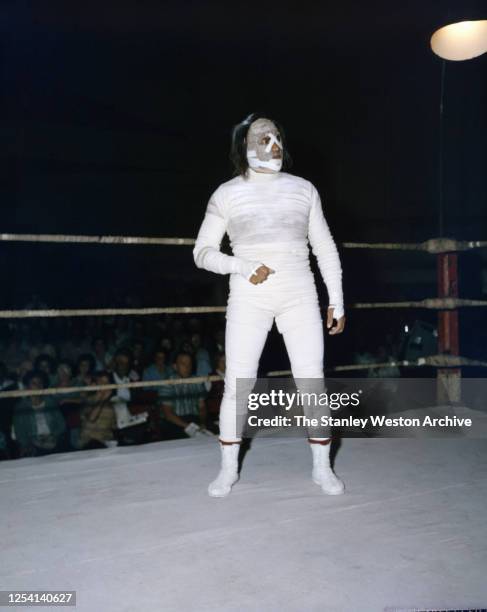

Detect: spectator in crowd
[12, 370, 66, 457]
[111, 349, 133, 406]
[0, 333, 29, 372]
[16, 360, 34, 389]
[352, 337, 376, 377]
[59, 323, 92, 364]
[110, 348, 147, 432]
[73, 353, 97, 386]
[27, 327, 57, 364]
[54, 362, 73, 387]
[91, 336, 113, 372]
[140, 349, 172, 440]
[179, 338, 194, 356]
[171, 319, 186, 353]
[143, 349, 172, 392]
[213, 328, 225, 354]
[112, 348, 140, 388]
[53, 362, 86, 450]
[159, 351, 209, 440]
[34, 354, 57, 387]
[367, 345, 401, 407]
[191, 332, 212, 377]
[133, 319, 145, 336]
[131, 339, 148, 378]
[157, 336, 175, 364]
[0, 361, 18, 458]
[111, 349, 132, 402]
[79, 371, 117, 450]
[0, 430, 8, 461]
[368, 344, 401, 379]
[205, 352, 225, 433]
[113, 318, 131, 350]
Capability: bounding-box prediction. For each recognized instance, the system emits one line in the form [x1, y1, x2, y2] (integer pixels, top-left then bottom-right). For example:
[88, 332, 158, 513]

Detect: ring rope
[2, 233, 486, 254]
[0, 233, 194, 246]
[0, 375, 223, 400]
[2, 354, 485, 401]
[2, 234, 484, 398]
[0, 307, 226, 319]
[351, 298, 487, 309]
[343, 238, 487, 253]
[1, 297, 486, 319]
[267, 354, 487, 376]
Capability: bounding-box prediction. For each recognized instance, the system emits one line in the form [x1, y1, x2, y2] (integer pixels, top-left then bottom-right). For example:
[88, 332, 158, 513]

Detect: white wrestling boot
[208, 440, 240, 498]
[309, 438, 345, 495]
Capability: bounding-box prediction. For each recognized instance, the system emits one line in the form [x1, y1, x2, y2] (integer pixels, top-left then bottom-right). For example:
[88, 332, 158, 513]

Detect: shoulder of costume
[218, 174, 243, 188]
[279, 171, 314, 188]
[210, 175, 242, 198]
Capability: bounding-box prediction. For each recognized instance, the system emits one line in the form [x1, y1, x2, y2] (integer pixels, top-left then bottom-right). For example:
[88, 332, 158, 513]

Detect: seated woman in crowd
[73, 353, 97, 387]
[79, 371, 117, 450]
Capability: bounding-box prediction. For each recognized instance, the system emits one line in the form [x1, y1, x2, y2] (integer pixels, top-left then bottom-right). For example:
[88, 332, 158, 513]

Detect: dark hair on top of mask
[229, 112, 293, 177]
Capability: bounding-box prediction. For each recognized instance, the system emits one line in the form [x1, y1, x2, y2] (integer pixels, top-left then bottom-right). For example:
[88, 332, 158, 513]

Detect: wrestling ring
[1, 230, 487, 611]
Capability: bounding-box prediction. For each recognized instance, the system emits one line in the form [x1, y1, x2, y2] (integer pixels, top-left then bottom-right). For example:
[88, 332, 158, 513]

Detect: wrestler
[193, 113, 346, 497]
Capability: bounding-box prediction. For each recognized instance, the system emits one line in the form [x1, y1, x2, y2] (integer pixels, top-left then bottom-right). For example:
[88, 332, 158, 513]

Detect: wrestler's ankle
[308, 437, 332, 445]
[219, 438, 242, 445]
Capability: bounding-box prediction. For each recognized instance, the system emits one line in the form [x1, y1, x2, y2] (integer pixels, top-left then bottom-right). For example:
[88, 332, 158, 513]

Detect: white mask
[246, 118, 283, 173]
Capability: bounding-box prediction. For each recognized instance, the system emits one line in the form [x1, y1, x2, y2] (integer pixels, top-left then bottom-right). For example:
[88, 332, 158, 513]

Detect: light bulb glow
[430, 20, 487, 61]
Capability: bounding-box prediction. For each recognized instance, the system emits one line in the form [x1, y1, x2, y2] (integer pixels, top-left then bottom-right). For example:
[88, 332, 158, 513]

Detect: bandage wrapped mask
[246, 118, 283, 173]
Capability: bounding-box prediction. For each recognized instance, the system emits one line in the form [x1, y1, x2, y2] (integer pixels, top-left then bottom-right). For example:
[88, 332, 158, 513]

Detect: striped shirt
[158, 372, 207, 417]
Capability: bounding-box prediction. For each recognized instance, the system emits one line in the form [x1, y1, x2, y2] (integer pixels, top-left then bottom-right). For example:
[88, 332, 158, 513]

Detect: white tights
[219, 314, 330, 442]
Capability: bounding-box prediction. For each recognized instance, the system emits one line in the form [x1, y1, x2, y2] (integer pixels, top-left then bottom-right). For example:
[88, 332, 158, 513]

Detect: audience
[0, 307, 232, 459]
[0, 299, 410, 463]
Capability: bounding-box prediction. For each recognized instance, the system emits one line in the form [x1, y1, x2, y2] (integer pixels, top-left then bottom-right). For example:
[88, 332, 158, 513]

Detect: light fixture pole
[430, 13, 486, 403]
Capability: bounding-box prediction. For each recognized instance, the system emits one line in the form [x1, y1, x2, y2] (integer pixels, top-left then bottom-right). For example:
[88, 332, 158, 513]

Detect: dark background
[1, 1, 486, 366]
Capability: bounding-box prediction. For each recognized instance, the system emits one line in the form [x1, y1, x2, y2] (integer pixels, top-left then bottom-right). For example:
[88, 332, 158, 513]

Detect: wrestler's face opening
[246, 118, 283, 173]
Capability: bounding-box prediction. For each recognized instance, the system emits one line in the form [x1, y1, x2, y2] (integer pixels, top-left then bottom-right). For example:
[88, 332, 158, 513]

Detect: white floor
[1, 435, 487, 612]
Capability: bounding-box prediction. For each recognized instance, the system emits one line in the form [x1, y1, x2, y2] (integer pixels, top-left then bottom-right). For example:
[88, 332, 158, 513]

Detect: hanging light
[431, 20, 487, 61]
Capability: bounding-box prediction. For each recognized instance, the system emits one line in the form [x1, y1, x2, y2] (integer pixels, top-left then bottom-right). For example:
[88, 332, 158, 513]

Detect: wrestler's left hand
[326, 307, 345, 335]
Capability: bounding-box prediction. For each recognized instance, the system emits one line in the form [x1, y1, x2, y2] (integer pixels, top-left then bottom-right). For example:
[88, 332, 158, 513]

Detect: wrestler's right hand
[249, 264, 274, 285]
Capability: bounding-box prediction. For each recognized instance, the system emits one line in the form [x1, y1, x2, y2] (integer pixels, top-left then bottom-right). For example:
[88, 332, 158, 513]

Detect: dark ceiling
[1, 0, 486, 308]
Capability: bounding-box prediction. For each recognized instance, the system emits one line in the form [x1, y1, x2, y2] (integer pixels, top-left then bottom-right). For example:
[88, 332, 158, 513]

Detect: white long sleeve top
[193, 167, 344, 319]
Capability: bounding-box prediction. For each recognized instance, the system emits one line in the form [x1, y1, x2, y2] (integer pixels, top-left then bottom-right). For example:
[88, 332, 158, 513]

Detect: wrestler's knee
[290, 363, 324, 379]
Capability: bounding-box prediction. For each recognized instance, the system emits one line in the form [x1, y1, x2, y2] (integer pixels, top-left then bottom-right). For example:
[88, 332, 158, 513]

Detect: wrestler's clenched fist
[249, 265, 275, 285]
